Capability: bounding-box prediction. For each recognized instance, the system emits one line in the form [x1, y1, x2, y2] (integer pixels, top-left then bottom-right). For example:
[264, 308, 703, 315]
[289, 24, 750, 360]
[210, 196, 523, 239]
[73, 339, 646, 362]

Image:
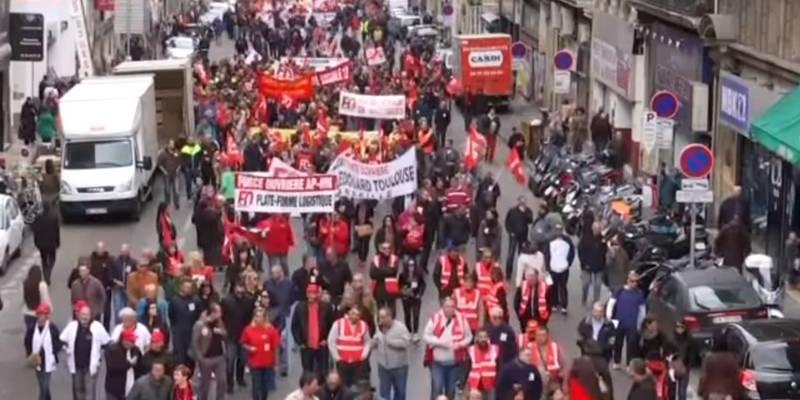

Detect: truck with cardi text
[453, 33, 514, 109]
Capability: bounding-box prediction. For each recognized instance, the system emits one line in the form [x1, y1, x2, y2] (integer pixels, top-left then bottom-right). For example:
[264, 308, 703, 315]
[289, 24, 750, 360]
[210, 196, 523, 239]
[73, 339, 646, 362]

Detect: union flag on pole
[464, 127, 487, 170]
[506, 148, 526, 184]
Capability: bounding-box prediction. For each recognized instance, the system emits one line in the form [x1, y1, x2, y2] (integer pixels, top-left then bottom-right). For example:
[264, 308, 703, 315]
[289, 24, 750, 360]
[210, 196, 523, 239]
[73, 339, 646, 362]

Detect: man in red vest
[513, 269, 552, 330]
[423, 297, 473, 400]
[328, 306, 372, 387]
[529, 325, 568, 384]
[467, 329, 500, 398]
[433, 245, 467, 299]
[474, 248, 498, 297]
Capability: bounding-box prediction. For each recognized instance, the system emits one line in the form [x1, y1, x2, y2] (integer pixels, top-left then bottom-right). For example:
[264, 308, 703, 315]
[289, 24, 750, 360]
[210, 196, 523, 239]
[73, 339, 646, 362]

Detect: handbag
[26, 353, 41, 369]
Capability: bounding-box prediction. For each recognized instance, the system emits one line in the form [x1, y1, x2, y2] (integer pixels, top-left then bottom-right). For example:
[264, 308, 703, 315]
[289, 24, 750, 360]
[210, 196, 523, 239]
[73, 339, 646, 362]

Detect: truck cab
[58, 76, 158, 220]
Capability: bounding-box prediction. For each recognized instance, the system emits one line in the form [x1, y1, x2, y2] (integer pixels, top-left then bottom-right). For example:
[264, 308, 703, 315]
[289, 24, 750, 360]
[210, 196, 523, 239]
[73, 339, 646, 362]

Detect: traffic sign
[650, 91, 680, 119]
[641, 111, 658, 151]
[681, 178, 710, 191]
[442, 3, 454, 15]
[679, 144, 714, 178]
[511, 42, 528, 59]
[676, 190, 713, 203]
[554, 49, 574, 70]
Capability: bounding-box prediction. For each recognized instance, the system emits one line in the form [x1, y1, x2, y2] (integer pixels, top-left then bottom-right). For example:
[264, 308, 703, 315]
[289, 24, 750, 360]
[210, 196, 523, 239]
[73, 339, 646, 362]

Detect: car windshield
[750, 342, 800, 372]
[689, 285, 762, 311]
[63, 140, 133, 169]
[172, 38, 194, 49]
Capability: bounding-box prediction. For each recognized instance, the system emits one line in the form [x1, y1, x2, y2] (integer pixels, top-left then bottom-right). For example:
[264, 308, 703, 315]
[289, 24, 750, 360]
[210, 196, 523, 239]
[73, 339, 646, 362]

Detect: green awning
[751, 86, 800, 164]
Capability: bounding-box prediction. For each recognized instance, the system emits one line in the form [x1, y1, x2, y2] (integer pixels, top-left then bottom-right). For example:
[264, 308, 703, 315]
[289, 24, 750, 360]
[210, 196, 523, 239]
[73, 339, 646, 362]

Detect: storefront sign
[718, 72, 782, 137]
[590, 12, 635, 100]
[328, 148, 418, 200]
[338, 92, 406, 119]
[235, 173, 338, 214]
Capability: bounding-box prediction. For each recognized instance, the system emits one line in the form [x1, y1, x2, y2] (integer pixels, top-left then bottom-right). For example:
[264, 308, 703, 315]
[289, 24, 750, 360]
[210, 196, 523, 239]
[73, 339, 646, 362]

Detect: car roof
[673, 267, 747, 287]
[734, 319, 800, 344]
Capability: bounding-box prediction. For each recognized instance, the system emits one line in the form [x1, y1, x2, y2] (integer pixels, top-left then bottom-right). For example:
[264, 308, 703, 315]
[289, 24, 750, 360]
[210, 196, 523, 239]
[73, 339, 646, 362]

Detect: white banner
[328, 149, 418, 200]
[338, 92, 406, 120]
[235, 173, 338, 213]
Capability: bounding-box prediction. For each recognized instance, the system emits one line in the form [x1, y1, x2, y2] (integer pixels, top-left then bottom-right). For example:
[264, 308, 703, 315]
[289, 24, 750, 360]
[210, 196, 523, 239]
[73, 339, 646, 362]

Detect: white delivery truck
[112, 58, 196, 143]
[58, 75, 158, 220]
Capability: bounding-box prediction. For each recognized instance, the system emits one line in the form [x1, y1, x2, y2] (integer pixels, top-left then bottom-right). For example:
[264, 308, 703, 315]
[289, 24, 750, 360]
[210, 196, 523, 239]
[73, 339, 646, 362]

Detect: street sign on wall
[651, 90, 680, 119]
[9, 13, 44, 61]
[554, 49, 575, 71]
[641, 111, 658, 151]
[554, 70, 570, 94]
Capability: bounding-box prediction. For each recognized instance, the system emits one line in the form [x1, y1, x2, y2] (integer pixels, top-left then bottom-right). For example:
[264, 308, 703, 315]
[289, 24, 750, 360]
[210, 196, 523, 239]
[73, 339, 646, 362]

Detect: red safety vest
[335, 318, 368, 363]
[475, 261, 495, 297]
[531, 341, 562, 377]
[428, 311, 467, 361]
[518, 280, 550, 321]
[468, 344, 500, 390]
[439, 255, 466, 288]
[371, 254, 400, 295]
[454, 288, 480, 331]
[517, 333, 536, 352]
[483, 281, 505, 313]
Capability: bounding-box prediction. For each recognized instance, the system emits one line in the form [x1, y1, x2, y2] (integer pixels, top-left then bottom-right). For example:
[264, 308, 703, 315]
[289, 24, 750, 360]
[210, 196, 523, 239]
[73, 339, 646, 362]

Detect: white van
[58, 76, 158, 220]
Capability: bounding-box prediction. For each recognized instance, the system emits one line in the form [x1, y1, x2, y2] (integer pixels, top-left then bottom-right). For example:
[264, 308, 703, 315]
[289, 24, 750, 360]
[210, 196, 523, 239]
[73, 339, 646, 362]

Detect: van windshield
[64, 139, 133, 169]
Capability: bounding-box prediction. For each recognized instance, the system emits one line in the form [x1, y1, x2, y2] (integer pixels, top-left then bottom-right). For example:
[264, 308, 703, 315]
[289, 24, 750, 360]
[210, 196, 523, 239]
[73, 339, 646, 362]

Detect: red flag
[464, 127, 486, 170]
[506, 148, 526, 184]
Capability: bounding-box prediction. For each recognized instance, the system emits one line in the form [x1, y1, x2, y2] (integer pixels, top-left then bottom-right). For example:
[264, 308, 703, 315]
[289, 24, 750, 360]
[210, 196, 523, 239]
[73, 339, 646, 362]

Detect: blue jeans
[279, 326, 289, 373]
[430, 361, 461, 400]
[111, 289, 128, 327]
[378, 365, 408, 400]
[581, 270, 603, 306]
[36, 370, 51, 400]
[251, 367, 275, 400]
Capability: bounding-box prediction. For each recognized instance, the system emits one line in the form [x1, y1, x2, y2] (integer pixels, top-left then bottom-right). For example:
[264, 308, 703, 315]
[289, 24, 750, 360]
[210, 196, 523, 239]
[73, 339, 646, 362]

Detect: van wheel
[131, 194, 142, 222]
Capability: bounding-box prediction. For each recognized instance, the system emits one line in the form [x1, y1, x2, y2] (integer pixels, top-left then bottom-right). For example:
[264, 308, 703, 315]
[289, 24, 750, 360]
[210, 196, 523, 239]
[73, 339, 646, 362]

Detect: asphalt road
[0, 36, 797, 400]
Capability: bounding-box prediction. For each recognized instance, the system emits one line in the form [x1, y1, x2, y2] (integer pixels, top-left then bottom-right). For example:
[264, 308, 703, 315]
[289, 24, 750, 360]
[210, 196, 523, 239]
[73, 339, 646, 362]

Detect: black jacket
[628, 376, 658, 400]
[24, 322, 63, 363]
[487, 324, 518, 366]
[319, 260, 352, 301]
[434, 108, 451, 133]
[505, 206, 533, 238]
[578, 234, 608, 273]
[577, 317, 617, 358]
[291, 300, 334, 347]
[169, 294, 201, 333]
[89, 251, 114, 291]
[104, 342, 146, 399]
[291, 267, 326, 302]
[141, 349, 174, 376]
[399, 264, 426, 300]
[221, 292, 255, 340]
[497, 359, 544, 400]
[31, 211, 60, 251]
[442, 214, 471, 247]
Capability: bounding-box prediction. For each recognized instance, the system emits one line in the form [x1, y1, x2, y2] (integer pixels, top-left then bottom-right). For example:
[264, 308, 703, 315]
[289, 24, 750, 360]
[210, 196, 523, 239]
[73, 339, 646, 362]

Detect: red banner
[95, 0, 114, 11]
[315, 61, 352, 87]
[258, 73, 314, 101]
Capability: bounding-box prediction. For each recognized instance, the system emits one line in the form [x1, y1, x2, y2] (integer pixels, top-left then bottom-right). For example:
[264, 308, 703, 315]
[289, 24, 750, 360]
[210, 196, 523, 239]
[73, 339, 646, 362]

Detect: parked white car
[166, 36, 198, 59]
[0, 194, 24, 273]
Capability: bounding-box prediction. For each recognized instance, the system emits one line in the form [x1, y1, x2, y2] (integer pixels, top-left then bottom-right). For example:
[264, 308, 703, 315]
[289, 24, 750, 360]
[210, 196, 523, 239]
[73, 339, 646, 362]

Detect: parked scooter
[744, 254, 785, 319]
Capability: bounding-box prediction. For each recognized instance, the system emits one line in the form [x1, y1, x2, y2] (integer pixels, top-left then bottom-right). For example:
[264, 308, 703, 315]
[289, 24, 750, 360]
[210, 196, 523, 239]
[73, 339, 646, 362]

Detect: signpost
[677, 144, 715, 267]
[511, 42, 528, 71]
[651, 91, 680, 119]
[554, 49, 575, 70]
[642, 111, 658, 151]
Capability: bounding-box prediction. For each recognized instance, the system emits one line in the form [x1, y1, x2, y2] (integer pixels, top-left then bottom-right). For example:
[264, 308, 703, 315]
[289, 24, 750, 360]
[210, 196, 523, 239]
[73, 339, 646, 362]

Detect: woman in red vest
[319, 213, 351, 260]
[482, 267, 508, 321]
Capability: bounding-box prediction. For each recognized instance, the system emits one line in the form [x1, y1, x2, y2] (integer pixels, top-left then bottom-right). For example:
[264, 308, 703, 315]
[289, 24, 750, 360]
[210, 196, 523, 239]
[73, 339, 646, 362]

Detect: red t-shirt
[240, 323, 281, 368]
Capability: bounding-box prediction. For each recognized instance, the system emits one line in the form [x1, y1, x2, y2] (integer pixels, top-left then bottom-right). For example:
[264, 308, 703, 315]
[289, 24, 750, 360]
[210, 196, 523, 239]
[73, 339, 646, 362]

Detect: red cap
[74, 300, 90, 314]
[151, 329, 166, 345]
[35, 303, 51, 315]
[120, 328, 137, 343]
[306, 284, 320, 295]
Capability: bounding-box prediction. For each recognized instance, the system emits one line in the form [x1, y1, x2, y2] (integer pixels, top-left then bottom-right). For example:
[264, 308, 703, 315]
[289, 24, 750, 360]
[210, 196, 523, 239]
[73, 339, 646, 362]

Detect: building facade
[0, 0, 10, 149]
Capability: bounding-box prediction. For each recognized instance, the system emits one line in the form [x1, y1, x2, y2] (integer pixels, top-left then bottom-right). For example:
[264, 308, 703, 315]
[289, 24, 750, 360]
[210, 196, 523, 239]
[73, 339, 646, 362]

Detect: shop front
[517, 0, 539, 101]
[646, 21, 710, 165]
[748, 86, 800, 266]
[713, 71, 782, 223]
[589, 11, 636, 164]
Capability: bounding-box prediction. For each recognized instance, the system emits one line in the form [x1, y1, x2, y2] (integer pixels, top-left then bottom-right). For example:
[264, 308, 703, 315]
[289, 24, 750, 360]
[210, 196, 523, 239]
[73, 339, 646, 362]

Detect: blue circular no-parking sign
[679, 144, 714, 178]
[651, 91, 680, 119]
[554, 50, 574, 70]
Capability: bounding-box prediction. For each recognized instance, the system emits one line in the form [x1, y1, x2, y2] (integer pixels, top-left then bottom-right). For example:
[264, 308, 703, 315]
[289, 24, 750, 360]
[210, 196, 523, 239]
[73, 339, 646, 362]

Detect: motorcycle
[743, 254, 784, 319]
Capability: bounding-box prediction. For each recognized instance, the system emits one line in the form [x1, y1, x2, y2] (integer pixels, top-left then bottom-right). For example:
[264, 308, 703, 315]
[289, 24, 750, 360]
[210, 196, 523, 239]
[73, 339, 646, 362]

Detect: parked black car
[647, 268, 767, 361]
[714, 319, 800, 399]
